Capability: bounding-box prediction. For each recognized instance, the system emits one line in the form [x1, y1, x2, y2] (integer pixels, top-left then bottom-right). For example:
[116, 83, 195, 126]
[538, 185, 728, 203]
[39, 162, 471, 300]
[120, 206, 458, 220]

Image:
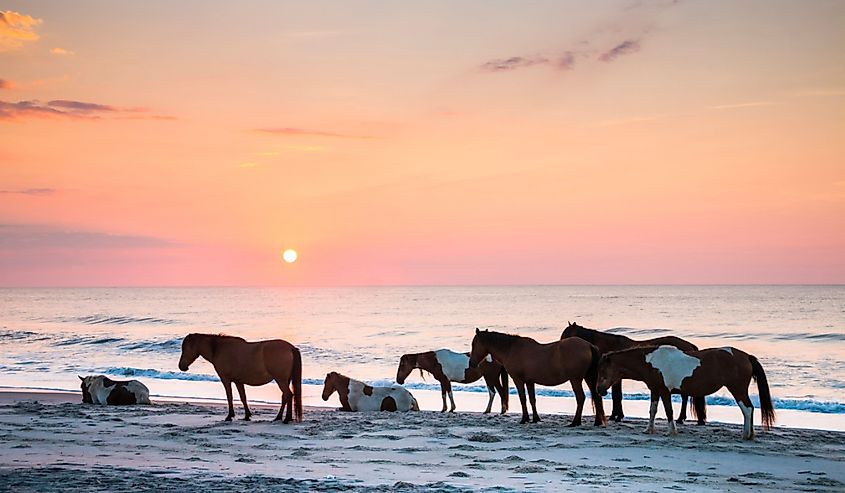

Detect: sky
[1, 1, 844, 286]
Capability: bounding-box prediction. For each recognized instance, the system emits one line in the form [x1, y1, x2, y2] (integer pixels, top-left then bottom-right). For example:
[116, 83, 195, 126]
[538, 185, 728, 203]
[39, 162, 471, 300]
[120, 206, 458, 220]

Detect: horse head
[468, 328, 490, 369]
[178, 334, 201, 371]
[560, 321, 582, 340]
[595, 354, 622, 397]
[321, 372, 338, 401]
[396, 354, 417, 384]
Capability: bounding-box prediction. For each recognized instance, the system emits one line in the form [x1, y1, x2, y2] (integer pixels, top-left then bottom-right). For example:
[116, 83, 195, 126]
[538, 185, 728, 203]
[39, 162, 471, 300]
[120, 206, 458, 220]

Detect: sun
[282, 249, 298, 263]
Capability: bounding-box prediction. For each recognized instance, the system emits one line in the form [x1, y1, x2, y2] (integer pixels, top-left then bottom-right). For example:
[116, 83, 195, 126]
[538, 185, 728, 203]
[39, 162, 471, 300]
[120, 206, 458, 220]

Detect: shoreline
[1, 390, 844, 492]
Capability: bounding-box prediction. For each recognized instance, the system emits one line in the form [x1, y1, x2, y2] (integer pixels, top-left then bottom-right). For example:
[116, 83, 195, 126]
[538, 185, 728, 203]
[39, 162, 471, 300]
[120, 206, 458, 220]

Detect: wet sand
[1, 391, 843, 492]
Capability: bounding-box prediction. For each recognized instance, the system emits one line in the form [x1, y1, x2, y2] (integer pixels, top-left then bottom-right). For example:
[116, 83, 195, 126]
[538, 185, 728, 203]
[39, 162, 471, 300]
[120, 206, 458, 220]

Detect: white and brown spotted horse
[322, 371, 419, 412]
[596, 345, 775, 440]
[396, 348, 509, 413]
[79, 375, 151, 405]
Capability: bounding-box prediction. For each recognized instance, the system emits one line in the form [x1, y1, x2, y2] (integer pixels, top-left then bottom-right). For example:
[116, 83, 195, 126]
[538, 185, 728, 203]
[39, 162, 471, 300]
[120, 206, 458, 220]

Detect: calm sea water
[1, 286, 843, 427]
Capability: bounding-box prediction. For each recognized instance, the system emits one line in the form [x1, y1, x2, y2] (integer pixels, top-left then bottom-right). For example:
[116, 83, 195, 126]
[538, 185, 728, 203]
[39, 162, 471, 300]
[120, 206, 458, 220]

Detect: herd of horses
[164, 322, 776, 440]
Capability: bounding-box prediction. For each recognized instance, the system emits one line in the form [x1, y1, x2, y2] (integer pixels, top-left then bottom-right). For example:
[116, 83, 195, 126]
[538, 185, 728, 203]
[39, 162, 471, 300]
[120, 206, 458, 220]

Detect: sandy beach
[1, 391, 843, 492]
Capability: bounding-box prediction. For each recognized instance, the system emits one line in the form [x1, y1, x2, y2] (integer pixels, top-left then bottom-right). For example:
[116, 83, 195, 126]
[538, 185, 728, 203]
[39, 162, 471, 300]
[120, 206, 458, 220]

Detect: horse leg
[676, 394, 688, 424]
[482, 374, 495, 414]
[610, 382, 624, 422]
[235, 383, 251, 421]
[645, 390, 658, 434]
[514, 378, 529, 424]
[527, 382, 540, 423]
[446, 381, 457, 413]
[222, 379, 235, 421]
[568, 378, 585, 427]
[660, 390, 677, 436]
[439, 380, 449, 413]
[274, 379, 293, 423]
[729, 387, 755, 440]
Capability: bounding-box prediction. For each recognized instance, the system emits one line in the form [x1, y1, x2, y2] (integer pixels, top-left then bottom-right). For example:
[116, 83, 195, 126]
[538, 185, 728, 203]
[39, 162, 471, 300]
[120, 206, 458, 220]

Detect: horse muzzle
[178, 363, 188, 372]
[597, 386, 608, 397]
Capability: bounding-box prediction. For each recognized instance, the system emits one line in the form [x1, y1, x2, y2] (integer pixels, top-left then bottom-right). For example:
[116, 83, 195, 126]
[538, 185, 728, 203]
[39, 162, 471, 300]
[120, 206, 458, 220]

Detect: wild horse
[178, 333, 303, 423]
[469, 329, 605, 426]
[396, 348, 509, 413]
[561, 322, 702, 423]
[596, 345, 775, 439]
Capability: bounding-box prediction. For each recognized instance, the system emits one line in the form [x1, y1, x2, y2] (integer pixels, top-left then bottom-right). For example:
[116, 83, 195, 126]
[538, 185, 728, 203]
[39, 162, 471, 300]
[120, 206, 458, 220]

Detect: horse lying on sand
[469, 329, 606, 426]
[596, 345, 775, 440]
[396, 348, 509, 413]
[178, 333, 302, 423]
[323, 371, 419, 412]
[561, 322, 702, 424]
[79, 375, 151, 405]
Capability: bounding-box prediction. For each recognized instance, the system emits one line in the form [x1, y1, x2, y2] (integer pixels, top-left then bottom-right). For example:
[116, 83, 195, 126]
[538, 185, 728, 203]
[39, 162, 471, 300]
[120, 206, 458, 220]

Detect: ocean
[1, 286, 843, 429]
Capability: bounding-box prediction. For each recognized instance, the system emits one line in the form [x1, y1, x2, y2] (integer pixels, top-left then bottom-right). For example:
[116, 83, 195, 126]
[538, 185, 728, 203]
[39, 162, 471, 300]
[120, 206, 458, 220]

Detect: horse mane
[189, 333, 247, 342]
[569, 324, 632, 344]
[477, 330, 525, 351]
[602, 345, 658, 359]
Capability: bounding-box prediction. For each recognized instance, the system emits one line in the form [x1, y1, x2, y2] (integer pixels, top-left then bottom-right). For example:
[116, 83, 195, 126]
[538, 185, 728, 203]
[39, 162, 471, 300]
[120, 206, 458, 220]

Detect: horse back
[640, 335, 698, 351]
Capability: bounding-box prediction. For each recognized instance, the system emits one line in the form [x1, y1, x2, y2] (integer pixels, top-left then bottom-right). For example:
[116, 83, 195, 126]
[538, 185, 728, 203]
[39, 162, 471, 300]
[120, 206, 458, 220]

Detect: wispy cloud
[50, 47, 74, 56]
[478, 1, 679, 74]
[709, 101, 775, 110]
[0, 10, 41, 52]
[795, 88, 845, 98]
[0, 79, 13, 90]
[597, 39, 641, 62]
[253, 127, 376, 139]
[0, 99, 174, 122]
[0, 224, 178, 250]
[0, 188, 56, 195]
[480, 56, 551, 72]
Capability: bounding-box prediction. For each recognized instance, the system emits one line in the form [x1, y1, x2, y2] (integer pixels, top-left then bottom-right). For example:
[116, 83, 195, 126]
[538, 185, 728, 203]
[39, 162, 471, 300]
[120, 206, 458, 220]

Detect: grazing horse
[396, 349, 509, 413]
[561, 322, 703, 424]
[469, 329, 605, 426]
[322, 371, 419, 412]
[178, 333, 302, 423]
[596, 345, 775, 440]
[79, 375, 151, 405]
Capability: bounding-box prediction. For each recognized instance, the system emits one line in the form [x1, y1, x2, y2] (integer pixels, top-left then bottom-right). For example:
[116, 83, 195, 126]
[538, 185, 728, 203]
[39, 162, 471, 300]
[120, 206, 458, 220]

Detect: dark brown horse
[396, 348, 509, 413]
[178, 333, 302, 423]
[561, 322, 703, 424]
[469, 329, 605, 426]
[596, 345, 775, 439]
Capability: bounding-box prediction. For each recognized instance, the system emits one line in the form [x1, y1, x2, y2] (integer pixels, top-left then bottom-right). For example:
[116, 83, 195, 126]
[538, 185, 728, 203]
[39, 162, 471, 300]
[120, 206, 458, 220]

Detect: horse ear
[475, 328, 479, 334]
[78, 375, 84, 381]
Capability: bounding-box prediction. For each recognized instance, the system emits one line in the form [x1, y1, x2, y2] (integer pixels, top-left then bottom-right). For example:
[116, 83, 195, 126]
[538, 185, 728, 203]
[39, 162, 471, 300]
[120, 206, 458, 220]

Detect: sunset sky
[1, 1, 844, 286]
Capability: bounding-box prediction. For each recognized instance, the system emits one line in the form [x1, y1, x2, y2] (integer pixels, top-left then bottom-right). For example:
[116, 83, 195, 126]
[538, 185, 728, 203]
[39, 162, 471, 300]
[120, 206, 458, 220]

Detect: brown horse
[561, 322, 703, 424]
[178, 333, 302, 423]
[396, 348, 509, 413]
[469, 329, 606, 426]
[596, 345, 775, 439]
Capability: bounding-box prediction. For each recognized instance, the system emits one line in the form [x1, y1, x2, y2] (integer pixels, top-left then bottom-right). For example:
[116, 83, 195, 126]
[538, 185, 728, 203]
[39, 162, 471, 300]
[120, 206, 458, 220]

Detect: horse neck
[581, 327, 633, 351]
[480, 334, 517, 363]
[195, 335, 219, 363]
[612, 349, 649, 378]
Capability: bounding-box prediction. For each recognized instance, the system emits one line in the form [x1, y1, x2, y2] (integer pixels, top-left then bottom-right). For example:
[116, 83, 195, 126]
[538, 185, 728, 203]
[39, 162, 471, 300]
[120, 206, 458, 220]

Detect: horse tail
[586, 343, 606, 424]
[750, 354, 775, 430]
[691, 395, 707, 423]
[499, 366, 509, 409]
[291, 346, 303, 422]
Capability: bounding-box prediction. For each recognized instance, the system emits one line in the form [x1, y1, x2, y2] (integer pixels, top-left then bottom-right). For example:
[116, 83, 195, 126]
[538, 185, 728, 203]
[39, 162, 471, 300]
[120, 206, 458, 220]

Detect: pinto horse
[469, 329, 605, 426]
[561, 322, 703, 424]
[322, 371, 419, 412]
[396, 349, 509, 413]
[596, 345, 775, 440]
[178, 333, 302, 423]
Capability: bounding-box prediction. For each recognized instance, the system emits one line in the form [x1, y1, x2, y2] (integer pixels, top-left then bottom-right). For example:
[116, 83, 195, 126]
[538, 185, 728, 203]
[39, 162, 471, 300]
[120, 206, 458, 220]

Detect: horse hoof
[566, 421, 580, 427]
[676, 419, 685, 424]
[644, 427, 656, 434]
[224, 416, 234, 422]
[697, 421, 706, 426]
[532, 418, 541, 423]
[519, 418, 529, 424]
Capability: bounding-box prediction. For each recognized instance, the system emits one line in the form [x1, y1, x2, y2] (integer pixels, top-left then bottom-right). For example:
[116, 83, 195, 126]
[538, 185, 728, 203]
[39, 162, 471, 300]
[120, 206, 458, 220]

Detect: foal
[561, 322, 702, 424]
[178, 333, 303, 423]
[396, 349, 509, 413]
[469, 329, 605, 426]
[596, 345, 775, 439]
